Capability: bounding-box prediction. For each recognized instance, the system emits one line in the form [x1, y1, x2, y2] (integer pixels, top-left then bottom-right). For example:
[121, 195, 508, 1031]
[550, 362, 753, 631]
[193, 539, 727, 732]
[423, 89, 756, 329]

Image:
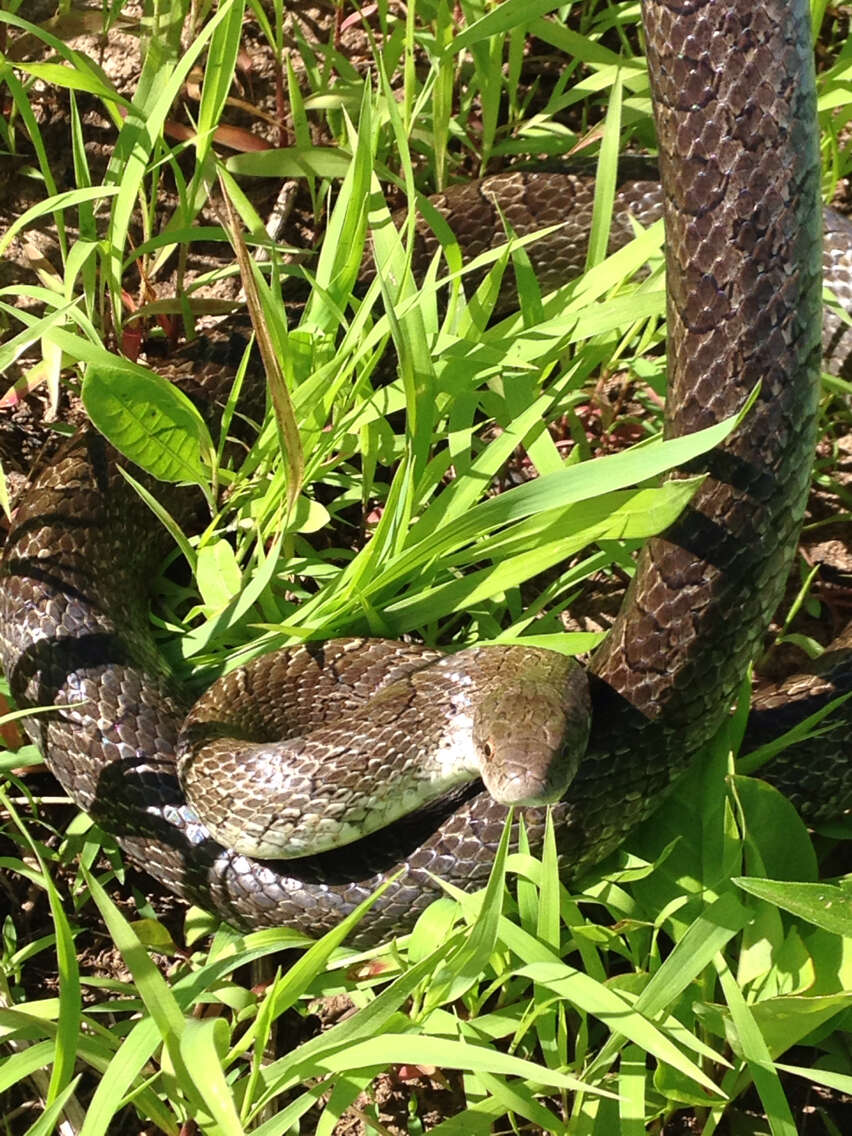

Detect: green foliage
[2, 716, 850, 1133]
[82, 364, 215, 485]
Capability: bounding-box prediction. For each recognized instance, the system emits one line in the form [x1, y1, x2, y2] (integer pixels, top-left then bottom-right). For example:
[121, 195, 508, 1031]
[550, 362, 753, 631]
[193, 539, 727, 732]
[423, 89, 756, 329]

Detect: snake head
[469, 647, 592, 807]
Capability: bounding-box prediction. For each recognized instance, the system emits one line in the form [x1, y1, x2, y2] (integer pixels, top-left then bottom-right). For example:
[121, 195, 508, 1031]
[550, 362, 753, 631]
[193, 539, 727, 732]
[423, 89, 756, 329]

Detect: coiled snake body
[1, 0, 849, 944]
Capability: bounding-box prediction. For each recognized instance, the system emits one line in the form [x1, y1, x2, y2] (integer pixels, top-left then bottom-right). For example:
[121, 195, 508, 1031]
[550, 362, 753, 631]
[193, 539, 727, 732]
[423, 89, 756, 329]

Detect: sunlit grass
[0, 0, 851, 1132]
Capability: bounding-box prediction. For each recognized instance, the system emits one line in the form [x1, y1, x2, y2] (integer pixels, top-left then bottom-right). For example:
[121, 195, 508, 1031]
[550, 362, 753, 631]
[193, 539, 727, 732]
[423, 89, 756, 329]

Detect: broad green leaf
[82, 365, 213, 484]
[197, 540, 243, 608]
[732, 879, 852, 938]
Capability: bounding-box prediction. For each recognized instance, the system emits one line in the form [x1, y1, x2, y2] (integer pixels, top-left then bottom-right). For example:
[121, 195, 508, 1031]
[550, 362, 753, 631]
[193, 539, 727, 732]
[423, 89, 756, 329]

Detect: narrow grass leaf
[180, 1018, 245, 1135]
[425, 812, 513, 1008]
[0, 64, 63, 240]
[103, 1, 236, 317]
[714, 954, 797, 1136]
[517, 963, 721, 1094]
[618, 1044, 646, 1136]
[428, 1103, 502, 1134]
[249, 875, 402, 1042]
[585, 70, 621, 269]
[115, 466, 197, 570]
[450, 0, 571, 54]
[407, 396, 558, 541]
[305, 1034, 611, 1096]
[474, 1068, 567, 1133]
[218, 171, 303, 511]
[774, 1062, 852, 1095]
[400, 412, 738, 571]
[0, 12, 126, 129]
[0, 186, 119, 259]
[307, 97, 373, 322]
[0, 1039, 57, 1095]
[258, 944, 456, 1090]
[226, 147, 352, 178]
[529, 17, 625, 66]
[250, 1085, 349, 1136]
[45, 857, 82, 1107]
[316, 1073, 374, 1136]
[538, 810, 561, 947]
[195, 0, 247, 165]
[79, 1018, 163, 1136]
[1, 796, 81, 1104]
[737, 691, 852, 772]
[82, 868, 187, 1054]
[12, 61, 128, 105]
[20, 1076, 83, 1136]
[0, 297, 89, 377]
[382, 484, 697, 631]
[636, 891, 752, 1016]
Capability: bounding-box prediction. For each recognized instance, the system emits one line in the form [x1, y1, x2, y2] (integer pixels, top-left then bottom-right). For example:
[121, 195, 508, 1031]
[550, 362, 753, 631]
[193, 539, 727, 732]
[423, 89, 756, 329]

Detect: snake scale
[1, 0, 850, 945]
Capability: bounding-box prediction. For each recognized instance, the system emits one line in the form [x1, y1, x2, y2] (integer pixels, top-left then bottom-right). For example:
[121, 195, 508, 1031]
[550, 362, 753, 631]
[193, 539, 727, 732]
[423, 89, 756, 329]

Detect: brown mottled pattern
[0, 0, 846, 944]
[376, 171, 665, 309]
[176, 641, 590, 859]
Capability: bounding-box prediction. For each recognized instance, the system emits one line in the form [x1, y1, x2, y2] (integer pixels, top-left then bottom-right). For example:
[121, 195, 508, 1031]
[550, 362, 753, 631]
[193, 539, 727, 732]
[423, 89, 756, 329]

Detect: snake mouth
[484, 760, 573, 808]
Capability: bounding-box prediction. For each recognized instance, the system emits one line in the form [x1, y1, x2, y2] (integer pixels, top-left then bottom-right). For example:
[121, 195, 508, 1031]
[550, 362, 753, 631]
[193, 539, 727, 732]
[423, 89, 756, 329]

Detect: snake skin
[0, 0, 847, 945]
[177, 641, 591, 858]
[400, 168, 852, 382]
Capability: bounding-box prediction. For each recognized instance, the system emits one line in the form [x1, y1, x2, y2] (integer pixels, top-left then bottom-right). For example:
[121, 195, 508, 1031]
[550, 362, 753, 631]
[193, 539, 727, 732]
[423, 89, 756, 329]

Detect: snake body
[0, 0, 846, 944]
[405, 168, 852, 384]
[177, 641, 590, 858]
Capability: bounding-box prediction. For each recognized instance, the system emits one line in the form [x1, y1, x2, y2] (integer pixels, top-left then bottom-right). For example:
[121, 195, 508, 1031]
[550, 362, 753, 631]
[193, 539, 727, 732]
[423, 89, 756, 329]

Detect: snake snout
[480, 746, 575, 807]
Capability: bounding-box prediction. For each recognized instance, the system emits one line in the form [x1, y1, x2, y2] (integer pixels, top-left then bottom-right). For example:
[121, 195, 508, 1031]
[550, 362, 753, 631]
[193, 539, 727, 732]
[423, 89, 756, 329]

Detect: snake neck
[590, 0, 822, 755]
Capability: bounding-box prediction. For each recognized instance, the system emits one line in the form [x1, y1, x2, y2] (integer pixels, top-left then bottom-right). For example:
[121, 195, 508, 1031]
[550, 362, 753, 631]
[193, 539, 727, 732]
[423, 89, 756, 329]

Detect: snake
[1, 0, 850, 946]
